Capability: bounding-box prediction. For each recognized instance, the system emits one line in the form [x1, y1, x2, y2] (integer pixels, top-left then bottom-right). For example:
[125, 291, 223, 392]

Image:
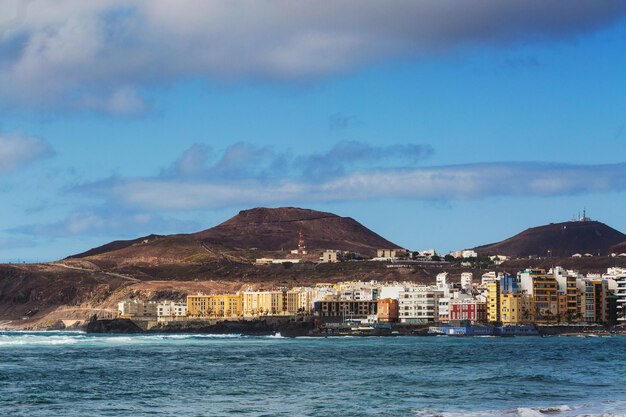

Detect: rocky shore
[86, 316, 316, 337]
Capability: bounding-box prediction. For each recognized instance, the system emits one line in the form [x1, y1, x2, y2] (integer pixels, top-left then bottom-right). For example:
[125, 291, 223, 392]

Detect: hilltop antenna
[298, 230, 305, 251]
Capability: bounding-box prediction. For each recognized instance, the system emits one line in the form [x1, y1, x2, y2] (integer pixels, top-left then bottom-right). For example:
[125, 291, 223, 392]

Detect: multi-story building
[487, 274, 534, 324]
[377, 298, 399, 322]
[616, 273, 626, 323]
[242, 290, 286, 316]
[448, 299, 487, 324]
[577, 279, 609, 324]
[187, 294, 243, 318]
[519, 269, 559, 323]
[157, 301, 188, 318]
[398, 286, 444, 323]
[552, 267, 579, 322]
[500, 292, 533, 324]
[460, 272, 473, 291]
[118, 300, 158, 318]
[314, 300, 378, 319]
[601, 268, 626, 324]
[438, 297, 450, 322]
[481, 271, 498, 286]
[487, 281, 500, 323]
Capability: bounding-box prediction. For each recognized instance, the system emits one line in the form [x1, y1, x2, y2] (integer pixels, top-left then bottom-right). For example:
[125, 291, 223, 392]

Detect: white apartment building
[609, 269, 626, 322]
[157, 301, 187, 318]
[461, 272, 473, 290]
[398, 286, 444, 323]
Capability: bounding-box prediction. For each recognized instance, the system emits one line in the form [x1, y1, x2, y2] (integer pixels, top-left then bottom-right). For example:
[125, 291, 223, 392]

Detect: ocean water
[1, 332, 625, 417]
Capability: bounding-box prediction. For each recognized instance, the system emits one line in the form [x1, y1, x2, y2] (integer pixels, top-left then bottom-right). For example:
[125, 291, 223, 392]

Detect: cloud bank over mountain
[74, 143, 626, 211]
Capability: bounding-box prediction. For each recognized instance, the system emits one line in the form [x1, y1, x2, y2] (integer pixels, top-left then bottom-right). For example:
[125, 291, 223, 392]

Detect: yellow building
[487, 281, 500, 323]
[519, 269, 559, 323]
[243, 290, 289, 316]
[500, 293, 533, 324]
[187, 294, 243, 318]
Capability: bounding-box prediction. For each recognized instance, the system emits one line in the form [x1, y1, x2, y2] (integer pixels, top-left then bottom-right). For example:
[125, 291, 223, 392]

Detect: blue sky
[1, 1, 626, 262]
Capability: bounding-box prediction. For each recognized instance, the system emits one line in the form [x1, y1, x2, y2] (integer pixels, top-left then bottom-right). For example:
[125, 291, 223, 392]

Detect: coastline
[80, 317, 625, 338]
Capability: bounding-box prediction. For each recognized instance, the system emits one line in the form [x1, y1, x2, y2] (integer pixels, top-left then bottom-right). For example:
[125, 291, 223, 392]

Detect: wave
[0, 332, 248, 346]
[414, 402, 626, 417]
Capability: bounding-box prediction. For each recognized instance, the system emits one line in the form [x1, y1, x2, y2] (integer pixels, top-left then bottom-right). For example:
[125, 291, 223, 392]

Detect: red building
[449, 299, 487, 324]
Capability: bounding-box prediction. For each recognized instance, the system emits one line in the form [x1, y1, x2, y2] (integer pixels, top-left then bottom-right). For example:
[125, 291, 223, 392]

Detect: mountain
[67, 207, 401, 264]
[475, 220, 626, 258]
[193, 207, 399, 254]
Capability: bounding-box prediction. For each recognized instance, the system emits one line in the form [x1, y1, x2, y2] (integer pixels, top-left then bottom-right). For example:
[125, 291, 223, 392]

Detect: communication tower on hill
[291, 230, 307, 255]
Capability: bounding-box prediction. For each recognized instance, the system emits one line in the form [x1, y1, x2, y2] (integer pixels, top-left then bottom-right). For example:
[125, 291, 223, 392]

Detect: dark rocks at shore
[86, 318, 145, 334]
[86, 316, 316, 337]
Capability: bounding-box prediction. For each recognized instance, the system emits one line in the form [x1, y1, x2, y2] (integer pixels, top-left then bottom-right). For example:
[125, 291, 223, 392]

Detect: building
[255, 258, 301, 265]
[500, 293, 533, 324]
[552, 267, 579, 322]
[398, 286, 444, 323]
[118, 300, 158, 318]
[486, 274, 534, 324]
[377, 298, 399, 322]
[460, 272, 473, 290]
[243, 290, 287, 316]
[379, 284, 406, 300]
[314, 300, 378, 320]
[615, 272, 626, 323]
[449, 299, 487, 324]
[187, 294, 243, 318]
[481, 271, 498, 285]
[461, 250, 478, 259]
[487, 281, 500, 323]
[519, 269, 559, 323]
[320, 250, 340, 263]
[376, 249, 398, 259]
[578, 279, 609, 324]
[157, 301, 187, 318]
[438, 297, 450, 322]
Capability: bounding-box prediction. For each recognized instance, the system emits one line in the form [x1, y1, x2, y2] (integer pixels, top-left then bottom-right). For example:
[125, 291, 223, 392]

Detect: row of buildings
[117, 267, 626, 325]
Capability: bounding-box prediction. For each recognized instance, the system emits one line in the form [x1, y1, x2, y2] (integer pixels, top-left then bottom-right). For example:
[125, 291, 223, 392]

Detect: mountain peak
[230, 207, 339, 224]
[475, 219, 626, 258]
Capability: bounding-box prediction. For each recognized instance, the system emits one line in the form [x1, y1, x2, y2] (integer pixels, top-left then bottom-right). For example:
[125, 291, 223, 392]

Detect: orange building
[377, 298, 399, 322]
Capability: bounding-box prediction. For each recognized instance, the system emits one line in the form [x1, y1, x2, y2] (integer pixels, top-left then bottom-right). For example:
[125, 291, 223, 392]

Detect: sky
[1, 0, 626, 262]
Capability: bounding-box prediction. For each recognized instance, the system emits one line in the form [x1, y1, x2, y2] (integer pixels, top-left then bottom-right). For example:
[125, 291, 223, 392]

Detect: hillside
[66, 207, 400, 267]
[68, 234, 163, 259]
[194, 207, 398, 255]
[475, 220, 626, 258]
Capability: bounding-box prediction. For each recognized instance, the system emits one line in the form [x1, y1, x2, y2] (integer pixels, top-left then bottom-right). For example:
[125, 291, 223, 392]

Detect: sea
[1, 332, 625, 417]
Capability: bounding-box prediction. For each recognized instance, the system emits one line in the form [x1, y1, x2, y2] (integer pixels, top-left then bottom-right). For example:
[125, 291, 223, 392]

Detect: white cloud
[76, 162, 626, 211]
[0, 131, 52, 173]
[11, 209, 200, 237]
[1, 0, 625, 111]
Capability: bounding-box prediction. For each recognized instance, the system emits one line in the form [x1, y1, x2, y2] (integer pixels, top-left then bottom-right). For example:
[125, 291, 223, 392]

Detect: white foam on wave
[413, 403, 626, 417]
[0, 332, 249, 347]
[0, 334, 82, 346]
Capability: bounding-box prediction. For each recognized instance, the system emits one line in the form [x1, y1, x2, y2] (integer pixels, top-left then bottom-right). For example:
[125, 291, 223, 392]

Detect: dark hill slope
[65, 207, 401, 265]
[475, 221, 626, 258]
[194, 207, 399, 255]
